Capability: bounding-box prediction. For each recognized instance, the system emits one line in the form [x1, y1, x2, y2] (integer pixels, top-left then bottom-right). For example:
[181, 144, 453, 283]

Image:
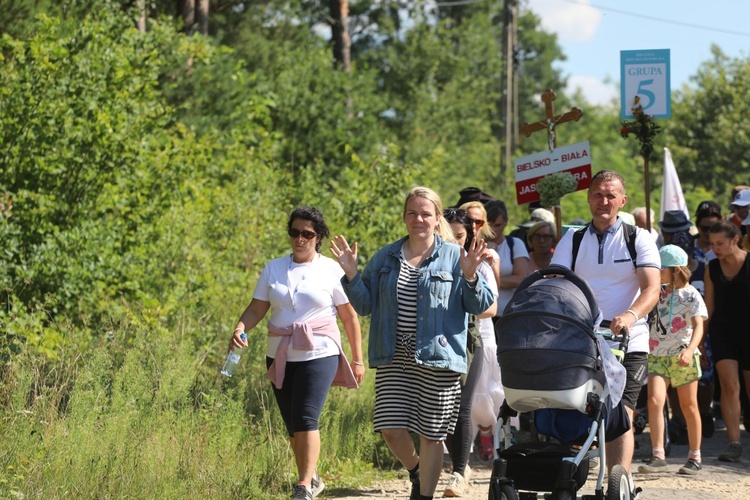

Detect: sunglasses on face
[443, 208, 467, 222]
[470, 218, 485, 228]
[533, 234, 554, 241]
[288, 228, 317, 240]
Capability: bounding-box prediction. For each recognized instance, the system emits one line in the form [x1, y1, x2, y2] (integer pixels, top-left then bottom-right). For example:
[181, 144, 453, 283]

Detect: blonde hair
[403, 186, 453, 241]
[459, 201, 496, 241]
[526, 221, 557, 247]
[668, 266, 691, 289]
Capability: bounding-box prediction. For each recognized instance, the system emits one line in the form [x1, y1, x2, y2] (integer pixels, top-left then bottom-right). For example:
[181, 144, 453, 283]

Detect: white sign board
[620, 49, 671, 119]
[513, 141, 592, 205]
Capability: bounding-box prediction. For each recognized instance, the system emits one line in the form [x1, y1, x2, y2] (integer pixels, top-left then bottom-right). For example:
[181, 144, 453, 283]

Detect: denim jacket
[342, 235, 494, 373]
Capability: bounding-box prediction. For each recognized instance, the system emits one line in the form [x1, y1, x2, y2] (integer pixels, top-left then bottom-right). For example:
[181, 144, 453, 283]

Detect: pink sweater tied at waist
[267, 315, 358, 390]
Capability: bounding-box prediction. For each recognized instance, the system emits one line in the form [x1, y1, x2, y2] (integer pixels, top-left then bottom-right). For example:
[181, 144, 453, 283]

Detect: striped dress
[372, 257, 462, 441]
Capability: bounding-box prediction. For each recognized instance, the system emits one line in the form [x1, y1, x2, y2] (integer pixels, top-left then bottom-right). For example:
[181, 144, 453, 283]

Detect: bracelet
[625, 309, 639, 322]
[351, 361, 364, 366]
[463, 273, 478, 286]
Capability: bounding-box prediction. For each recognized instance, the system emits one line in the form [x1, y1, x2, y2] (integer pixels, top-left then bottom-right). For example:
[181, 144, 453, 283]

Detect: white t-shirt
[550, 220, 660, 353]
[495, 237, 529, 314]
[253, 254, 348, 361]
[476, 258, 499, 341]
[650, 284, 708, 356]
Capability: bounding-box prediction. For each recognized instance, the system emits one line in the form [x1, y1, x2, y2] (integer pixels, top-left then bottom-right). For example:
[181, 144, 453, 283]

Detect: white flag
[660, 148, 689, 222]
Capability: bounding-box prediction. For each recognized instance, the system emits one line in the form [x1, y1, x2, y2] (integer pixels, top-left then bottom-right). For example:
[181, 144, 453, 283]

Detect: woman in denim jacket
[331, 186, 494, 500]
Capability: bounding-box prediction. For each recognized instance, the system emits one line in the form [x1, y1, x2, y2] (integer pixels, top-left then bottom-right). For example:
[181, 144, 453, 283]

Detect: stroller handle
[598, 320, 630, 359]
[518, 265, 599, 320]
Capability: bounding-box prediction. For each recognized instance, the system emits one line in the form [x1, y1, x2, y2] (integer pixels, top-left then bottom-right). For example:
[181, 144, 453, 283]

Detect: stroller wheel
[556, 490, 574, 500]
[606, 464, 629, 500]
[488, 482, 517, 500]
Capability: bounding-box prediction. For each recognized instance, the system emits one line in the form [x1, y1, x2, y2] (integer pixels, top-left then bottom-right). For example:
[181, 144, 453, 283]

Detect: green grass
[0, 314, 396, 498]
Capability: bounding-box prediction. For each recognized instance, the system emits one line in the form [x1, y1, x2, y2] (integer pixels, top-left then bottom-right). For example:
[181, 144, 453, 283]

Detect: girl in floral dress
[639, 245, 707, 476]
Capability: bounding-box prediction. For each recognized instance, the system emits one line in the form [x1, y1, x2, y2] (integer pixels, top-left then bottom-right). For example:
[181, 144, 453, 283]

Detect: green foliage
[666, 45, 750, 201]
[537, 172, 578, 208]
[620, 97, 662, 160]
[0, 1, 734, 498]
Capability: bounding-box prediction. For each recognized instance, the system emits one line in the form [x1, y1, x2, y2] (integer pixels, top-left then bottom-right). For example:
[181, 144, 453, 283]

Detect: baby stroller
[489, 267, 631, 500]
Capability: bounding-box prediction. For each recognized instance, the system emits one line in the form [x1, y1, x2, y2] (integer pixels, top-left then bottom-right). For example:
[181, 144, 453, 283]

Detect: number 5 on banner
[636, 79, 655, 110]
[620, 49, 671, 119]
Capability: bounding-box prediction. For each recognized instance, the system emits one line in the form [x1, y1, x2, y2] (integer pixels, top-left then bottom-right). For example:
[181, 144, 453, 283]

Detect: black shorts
[621, 352, 648, 410]
[710, 335, 750, 371]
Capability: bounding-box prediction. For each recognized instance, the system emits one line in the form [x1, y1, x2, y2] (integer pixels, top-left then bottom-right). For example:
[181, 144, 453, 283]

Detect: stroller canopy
[496, 266, 602, 394]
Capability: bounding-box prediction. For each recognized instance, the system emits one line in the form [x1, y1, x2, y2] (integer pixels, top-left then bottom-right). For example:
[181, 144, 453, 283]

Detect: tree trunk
[136, 0, 146, 32]
[197, 0, 209, 35]
[329, 0, 351, 72]
[183, 0, 195, 36]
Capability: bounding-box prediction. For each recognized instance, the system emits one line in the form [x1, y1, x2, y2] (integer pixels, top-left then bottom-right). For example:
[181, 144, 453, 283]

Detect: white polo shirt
[551, 218, 660, 353]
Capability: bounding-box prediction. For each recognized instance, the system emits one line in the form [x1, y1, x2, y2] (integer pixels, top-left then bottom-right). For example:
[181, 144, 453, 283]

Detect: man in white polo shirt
[551, 169, 660, 498]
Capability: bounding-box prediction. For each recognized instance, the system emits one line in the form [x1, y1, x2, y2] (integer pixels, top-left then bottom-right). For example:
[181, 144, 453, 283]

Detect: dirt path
[324, 426, 750, 499]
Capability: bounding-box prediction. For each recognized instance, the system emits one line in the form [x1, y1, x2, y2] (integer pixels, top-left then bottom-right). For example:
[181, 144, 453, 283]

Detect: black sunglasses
[443, 208, 467, 221]
[288, 228, 317, 240]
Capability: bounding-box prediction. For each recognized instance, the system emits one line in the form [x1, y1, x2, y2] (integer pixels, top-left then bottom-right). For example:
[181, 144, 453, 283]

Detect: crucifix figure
[519, 89, 584, 240]
[521, 89, 583, 151]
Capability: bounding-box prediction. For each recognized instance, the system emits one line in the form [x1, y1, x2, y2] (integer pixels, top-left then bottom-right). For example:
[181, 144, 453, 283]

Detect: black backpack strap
[621, 223, 638, 268]
[507, 235, 515, 262]
[571, 223, 590, 273]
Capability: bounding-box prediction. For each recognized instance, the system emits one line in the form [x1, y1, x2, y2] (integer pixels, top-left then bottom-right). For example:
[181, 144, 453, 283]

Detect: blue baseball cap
[659, 244, 688, 268]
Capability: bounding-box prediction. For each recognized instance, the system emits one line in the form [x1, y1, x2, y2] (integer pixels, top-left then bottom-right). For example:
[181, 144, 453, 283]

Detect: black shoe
[409, 469, 420, 500]
[678, 458, 702, 475]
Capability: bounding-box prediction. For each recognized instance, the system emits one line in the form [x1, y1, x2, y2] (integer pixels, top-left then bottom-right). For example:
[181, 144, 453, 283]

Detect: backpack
[506, 235, 515, 262]
[570, 222, 666, 337]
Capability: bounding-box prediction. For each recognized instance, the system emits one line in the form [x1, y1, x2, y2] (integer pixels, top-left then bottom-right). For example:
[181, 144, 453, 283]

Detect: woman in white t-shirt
[229, 207, 365, 500]
[458, 201, 509, 460]
[485, 200, 529, 314]
[442, 208, 498, 495]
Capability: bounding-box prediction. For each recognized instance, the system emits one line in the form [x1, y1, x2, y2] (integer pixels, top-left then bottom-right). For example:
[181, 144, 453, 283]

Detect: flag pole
[644, 156, 651, 231]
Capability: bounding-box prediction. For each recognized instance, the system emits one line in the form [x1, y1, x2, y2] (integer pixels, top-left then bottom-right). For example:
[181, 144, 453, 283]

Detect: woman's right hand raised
[331, 235, 359, 280]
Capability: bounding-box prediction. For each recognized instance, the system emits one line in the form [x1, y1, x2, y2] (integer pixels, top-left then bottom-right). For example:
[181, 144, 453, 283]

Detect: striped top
[396, 258, 420, 339]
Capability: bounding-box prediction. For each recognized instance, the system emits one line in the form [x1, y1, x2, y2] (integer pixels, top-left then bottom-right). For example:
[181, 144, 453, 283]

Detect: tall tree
[197, 0, 208, 35]
[183, 0, 195, 35]
[329, 0, 351, 72]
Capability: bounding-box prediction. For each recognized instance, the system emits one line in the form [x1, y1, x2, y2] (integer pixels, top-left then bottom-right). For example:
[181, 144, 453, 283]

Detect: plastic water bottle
[221, 333, 247, 377]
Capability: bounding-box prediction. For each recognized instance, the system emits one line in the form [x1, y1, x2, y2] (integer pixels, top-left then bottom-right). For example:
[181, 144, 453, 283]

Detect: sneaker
[463, 464, 472, 484]
[479, 432, 494, 461]
[311, 471, 325, 498]
[637, 456, 667, 473]
[409, 469, 420, 500]
[443, 471, 468, 497]
[718, 442, 743, 462]
[291, 484, 313, 500]
[678, 458, 702, 475]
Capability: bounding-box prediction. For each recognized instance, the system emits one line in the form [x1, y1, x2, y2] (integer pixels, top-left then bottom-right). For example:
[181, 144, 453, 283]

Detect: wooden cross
[520, 89, 583, 151]
[519, 89, 584, 240]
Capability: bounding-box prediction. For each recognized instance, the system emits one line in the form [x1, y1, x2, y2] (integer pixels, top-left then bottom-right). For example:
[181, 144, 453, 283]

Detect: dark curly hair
[287, 206, 329, 252]
[443, 208, 475, 251]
